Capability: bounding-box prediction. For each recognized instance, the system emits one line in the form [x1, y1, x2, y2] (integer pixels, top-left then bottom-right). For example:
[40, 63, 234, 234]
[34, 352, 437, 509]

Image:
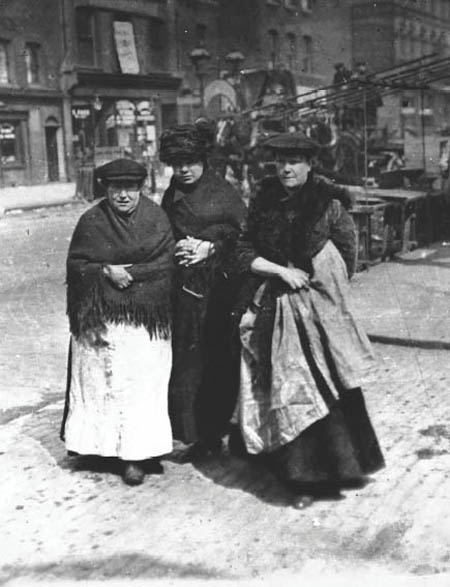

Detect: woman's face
[106, 181, 141, 215]
[276, 153, 311, 190]
[172, 160, 204, 185]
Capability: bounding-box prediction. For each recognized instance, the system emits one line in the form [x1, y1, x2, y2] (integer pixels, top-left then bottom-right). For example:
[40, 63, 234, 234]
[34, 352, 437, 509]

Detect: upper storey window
[25, 43, 40, 85]
[76, 7, 96, 66]
[0, 41, 10, 84]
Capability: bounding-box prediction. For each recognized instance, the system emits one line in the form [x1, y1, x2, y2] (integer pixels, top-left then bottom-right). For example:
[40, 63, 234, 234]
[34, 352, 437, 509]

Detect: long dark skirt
[169, 274, 239, 444]
[269, 388, 384, 494]
[230, 388, 384, 495]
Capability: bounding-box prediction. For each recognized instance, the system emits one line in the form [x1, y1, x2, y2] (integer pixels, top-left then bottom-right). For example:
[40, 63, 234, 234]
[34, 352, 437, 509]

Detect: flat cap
[263, 131, 319, 154]
[95, 158, 147, 183]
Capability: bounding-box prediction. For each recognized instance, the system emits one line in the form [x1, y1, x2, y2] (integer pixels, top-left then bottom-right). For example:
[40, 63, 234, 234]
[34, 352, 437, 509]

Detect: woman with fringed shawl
[61, 159, 175, 486]
[160, 124, 247, 462]
[233, 132, 385, 508]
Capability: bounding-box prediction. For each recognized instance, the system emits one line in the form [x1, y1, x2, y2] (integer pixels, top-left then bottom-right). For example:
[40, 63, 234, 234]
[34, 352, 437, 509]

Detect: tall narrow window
[268, 29, 279, 67]
[76, 7, 96, 66]
[196, 24, 207, 48]
[0, 41, 9, 84]
[286, 33, 297, 71]
[302, 35, 313, 73]
[25, 43, 40, 84]
[149, 18, 167, 70]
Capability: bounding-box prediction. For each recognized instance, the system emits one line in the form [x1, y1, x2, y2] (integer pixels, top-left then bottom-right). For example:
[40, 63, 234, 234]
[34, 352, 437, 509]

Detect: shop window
[76, 7, 96, 66]
[25, 43, 41, 85]
[0, 121, 22, 166]
[0, 40, 9, 84]
[302, 35, 313, 73]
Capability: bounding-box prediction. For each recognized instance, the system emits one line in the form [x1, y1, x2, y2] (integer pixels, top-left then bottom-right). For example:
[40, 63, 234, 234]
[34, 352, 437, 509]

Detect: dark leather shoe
[122, 461, 145, 486]
[145, 458, 164, 475]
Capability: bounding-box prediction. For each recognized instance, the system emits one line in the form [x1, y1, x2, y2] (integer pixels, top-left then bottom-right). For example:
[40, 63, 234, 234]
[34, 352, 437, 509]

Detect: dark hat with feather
[159, 124, 210, 164]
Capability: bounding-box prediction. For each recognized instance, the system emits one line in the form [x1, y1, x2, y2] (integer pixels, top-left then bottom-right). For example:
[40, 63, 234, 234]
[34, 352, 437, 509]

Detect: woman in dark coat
[233, 132, 384, 508]
[160, 124, 247, 461]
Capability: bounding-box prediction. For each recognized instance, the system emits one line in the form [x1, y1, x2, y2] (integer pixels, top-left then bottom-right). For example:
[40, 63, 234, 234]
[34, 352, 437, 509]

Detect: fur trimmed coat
[234, 172, 356, 316]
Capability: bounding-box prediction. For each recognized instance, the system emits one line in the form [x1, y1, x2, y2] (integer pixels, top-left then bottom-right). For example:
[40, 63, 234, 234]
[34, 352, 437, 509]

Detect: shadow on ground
[0, 552, 230, 583]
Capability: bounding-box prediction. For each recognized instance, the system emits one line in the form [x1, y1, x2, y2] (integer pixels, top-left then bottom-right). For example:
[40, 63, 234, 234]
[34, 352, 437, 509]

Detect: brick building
[60, 0, 183, 179]
[0, 0, 66, 187]
[351, 0, 450, 168]
[218, 0, 353, 96]
[174, 0, 221, 122]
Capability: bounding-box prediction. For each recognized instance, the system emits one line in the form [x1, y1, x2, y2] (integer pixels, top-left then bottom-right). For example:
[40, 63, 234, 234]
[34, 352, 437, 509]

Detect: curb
[1, 198, 85, 217]
[369, 334, 450, 350]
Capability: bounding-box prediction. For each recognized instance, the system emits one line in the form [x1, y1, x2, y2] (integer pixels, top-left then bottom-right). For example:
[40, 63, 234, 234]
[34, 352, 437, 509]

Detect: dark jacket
[161, 168, 247, 443]
[234, 172, 356, 315]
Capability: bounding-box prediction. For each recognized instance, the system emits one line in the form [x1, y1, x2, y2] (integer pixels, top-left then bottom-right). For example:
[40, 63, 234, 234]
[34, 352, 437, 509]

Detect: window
[268, 29, 279, 67]
[302, 35, 313, 73]
[148, 18, 167, 70]
[196, 23, 207, 48]
[0, 40, 9, 84]
[300, 0, 313, 13]
[24, 43, 40, 85]
[286, 33, 297, 70]
[0, 121, 22, 166]
[76, 7, 96, 66]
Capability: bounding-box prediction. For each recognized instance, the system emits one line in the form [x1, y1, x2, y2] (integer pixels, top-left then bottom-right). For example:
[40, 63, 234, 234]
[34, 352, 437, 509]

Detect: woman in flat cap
[61, 158, 175, 485]
[159, 123, 246, 462]
[233, 132, 384, 508]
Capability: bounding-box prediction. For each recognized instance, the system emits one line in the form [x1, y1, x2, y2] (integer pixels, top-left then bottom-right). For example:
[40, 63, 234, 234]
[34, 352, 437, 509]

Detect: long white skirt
[64, 322, 173, 460]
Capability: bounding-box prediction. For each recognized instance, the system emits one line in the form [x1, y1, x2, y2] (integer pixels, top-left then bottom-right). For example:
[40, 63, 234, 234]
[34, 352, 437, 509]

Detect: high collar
[278, 171, 314, 203]
[172, 168, 212, 203]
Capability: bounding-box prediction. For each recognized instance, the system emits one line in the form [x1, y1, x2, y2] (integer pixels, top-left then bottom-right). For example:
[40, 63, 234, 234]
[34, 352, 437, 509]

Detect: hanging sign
[113, 21, 140, 75]
[116, 100, 136, 126]
[71, 107, 91, 120]
[0, 123, 15, 139]
[136, 100, 155, 122]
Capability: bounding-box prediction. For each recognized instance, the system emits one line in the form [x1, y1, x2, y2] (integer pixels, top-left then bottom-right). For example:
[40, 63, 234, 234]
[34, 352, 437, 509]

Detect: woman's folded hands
[175, 236, 214, 266]
[103, 264, 134, 289]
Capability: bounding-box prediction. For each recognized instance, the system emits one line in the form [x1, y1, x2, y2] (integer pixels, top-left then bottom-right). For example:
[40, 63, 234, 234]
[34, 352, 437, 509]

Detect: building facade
[61, 0, 183, 178]
[0, 0, 66, 187]
[218, 0, 353, 95]
[351, 0, 450, 168]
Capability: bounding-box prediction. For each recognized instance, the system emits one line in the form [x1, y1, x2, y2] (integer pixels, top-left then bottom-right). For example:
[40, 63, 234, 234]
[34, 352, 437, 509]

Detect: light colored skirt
[64, 322, 173, 460]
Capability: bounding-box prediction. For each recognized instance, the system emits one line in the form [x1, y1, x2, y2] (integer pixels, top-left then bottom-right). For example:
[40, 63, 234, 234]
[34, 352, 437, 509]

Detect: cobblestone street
[1, 205, 450, 585]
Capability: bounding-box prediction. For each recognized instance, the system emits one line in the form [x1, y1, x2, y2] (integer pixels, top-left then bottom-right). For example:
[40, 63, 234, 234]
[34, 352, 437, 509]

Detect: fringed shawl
[66, 197, 175, 339]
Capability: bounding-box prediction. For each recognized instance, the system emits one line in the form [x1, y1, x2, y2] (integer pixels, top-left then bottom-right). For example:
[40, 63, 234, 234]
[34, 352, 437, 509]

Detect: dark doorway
[45, 126, 59, 181]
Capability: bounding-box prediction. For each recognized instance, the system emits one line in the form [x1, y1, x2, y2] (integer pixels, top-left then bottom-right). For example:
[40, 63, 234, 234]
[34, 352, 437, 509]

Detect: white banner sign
[113, 21, 140, 75]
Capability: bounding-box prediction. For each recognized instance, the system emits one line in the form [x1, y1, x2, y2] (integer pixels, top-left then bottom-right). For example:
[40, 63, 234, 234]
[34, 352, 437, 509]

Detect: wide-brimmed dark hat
[95, 158, 147, 183]
[159, 124, 210, 164]
[263, 131, 319, 155]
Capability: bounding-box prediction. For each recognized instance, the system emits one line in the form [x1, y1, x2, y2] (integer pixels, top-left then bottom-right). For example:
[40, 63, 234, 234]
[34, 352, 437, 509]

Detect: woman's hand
[278, 267, 310, 290]
[175, 237, 214, 266]
[103, 264, 133, 289]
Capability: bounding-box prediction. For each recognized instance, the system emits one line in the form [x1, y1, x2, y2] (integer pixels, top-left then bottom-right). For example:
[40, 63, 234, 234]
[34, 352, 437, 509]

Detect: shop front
[0, 97, 65, 187]
[70, 72, 180, 198]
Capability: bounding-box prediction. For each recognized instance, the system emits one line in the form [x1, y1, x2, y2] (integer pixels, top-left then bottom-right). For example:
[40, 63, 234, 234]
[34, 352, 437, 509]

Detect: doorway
[45, 125, 59, 181]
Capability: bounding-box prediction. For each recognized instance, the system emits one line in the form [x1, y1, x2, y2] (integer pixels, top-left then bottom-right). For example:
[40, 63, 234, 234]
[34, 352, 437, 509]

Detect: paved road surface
[1, 205, 450, 585]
